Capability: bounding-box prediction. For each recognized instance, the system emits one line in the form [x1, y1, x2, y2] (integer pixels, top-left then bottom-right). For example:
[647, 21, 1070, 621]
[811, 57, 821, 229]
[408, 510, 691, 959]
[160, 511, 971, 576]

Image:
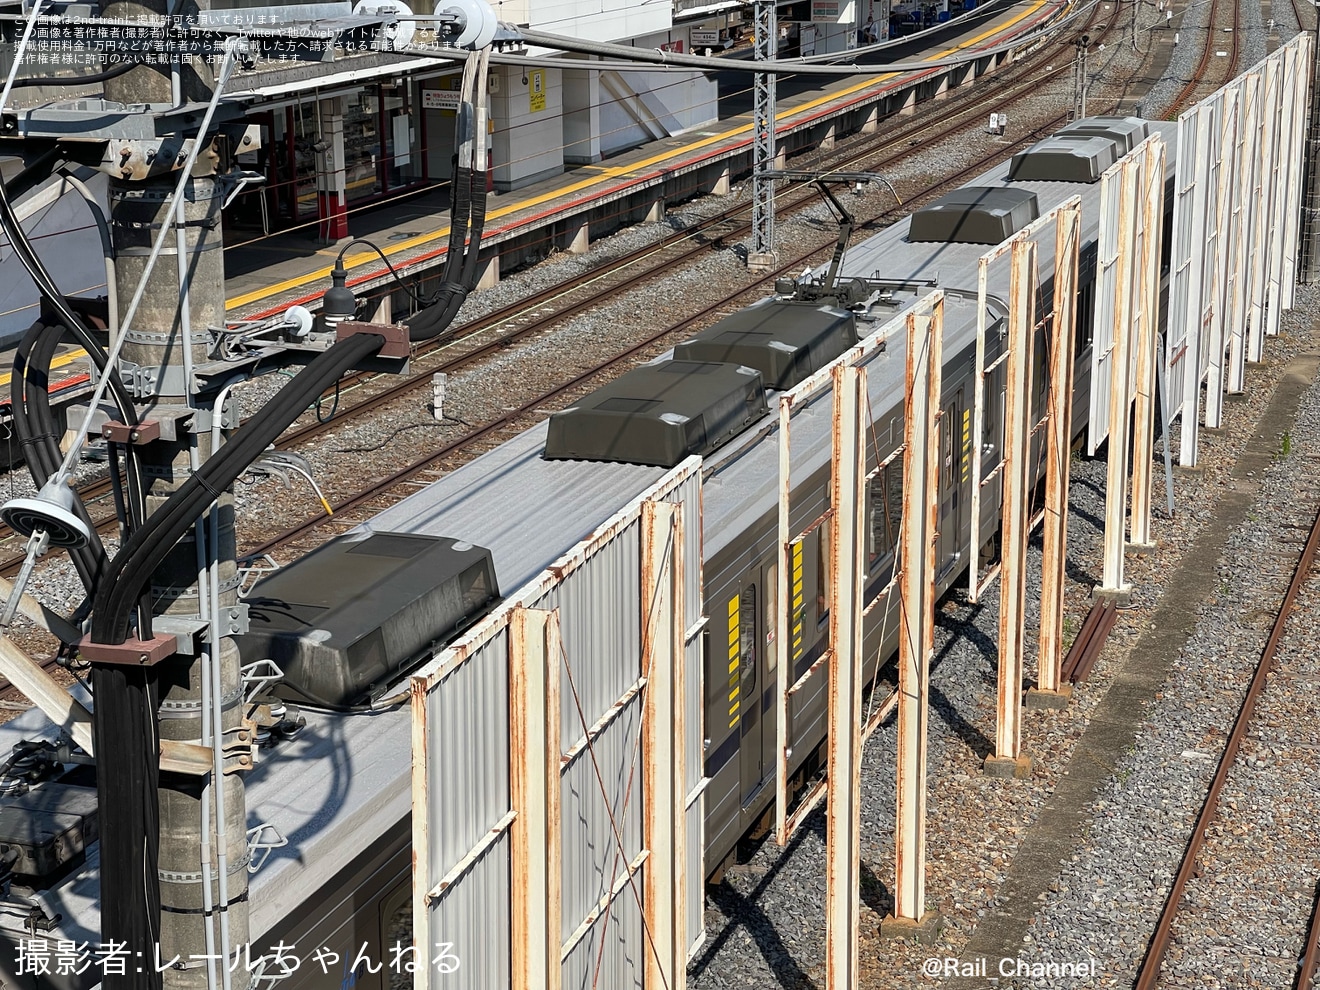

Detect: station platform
[224, 0, 1066, 324]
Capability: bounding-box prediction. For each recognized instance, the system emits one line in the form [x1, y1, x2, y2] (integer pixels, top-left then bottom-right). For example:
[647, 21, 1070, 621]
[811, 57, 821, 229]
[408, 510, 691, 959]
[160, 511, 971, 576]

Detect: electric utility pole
[749, 0, 778, 271]
[98, 0, 251, 984]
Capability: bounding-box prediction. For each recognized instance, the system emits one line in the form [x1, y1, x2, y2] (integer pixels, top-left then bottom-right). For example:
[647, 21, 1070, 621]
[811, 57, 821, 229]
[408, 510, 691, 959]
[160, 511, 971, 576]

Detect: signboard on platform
[529, 69, 546, 112]
[422, 89, 459, 110]
[690, 28, 718, 47]
[811, 0, 839, 21]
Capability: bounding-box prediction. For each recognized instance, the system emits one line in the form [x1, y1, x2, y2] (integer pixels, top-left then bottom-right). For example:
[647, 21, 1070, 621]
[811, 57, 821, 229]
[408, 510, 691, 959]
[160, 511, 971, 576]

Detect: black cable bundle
[404, 159, 478, 342]
[404, 64, 491, 344]
[11, 320, 107, 594]
[90, 664, 161, 990]
[90, 330, 386, 645]
[0, 151, 150, 550]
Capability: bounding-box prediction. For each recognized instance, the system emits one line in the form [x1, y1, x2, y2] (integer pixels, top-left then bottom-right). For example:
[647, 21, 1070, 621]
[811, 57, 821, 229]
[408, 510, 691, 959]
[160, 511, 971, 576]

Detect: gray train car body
[0, 120, 1176, 987]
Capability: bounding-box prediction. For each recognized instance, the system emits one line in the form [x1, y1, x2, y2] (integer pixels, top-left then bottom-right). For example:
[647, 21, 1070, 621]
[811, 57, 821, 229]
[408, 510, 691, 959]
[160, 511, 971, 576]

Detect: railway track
[1291, 0, 1316, 35]
[0, 2, 1113, 578]
[243, 120, 1076, 561]
[1133, 502, 1320, 989]
[1302, 886, 1320, 990]
[1166, 0, 1243, 117]
[0, 2, 1116, 700]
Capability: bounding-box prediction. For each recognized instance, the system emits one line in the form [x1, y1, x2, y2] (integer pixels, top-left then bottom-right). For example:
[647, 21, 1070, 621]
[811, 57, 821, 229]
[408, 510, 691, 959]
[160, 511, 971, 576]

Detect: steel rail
[1300, 880, 1320, 990]
[1166, 0, 1243, 117]
[1134, 502, 1320, 989]
[0, 5, 1116, 701]
[0, 104, 1089, 582]
[1059, 598, 1117, 682]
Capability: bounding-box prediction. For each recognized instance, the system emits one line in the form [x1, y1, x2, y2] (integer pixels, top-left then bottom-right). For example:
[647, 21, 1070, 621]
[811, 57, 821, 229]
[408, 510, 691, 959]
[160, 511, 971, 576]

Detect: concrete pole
[102, 10, 251, 988]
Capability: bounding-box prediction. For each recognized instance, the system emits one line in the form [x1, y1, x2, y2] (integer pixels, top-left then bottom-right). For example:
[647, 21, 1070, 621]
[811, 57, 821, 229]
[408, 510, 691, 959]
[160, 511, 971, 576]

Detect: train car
[0, 116, 1176, 988]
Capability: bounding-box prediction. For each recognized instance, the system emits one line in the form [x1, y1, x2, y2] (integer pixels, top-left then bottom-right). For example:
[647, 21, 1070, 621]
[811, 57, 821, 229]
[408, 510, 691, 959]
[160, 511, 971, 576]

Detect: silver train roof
[1, 120, 1177, 950]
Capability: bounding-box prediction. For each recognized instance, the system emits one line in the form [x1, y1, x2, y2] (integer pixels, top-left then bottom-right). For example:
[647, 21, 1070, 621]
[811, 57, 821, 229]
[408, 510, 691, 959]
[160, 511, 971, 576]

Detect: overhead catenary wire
[394, 1, 1094, 77]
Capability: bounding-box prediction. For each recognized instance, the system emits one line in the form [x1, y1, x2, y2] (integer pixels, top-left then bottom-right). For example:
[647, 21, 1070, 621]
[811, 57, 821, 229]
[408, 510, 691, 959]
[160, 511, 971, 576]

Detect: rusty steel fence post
[887, 295, 943, 933]
[1099, 155, 1140, 601]
[985, 241, 1036, 778]
[824, 363, 867, 990]
[1129, 138, 1167, 551]
[642, 499, 688, 990]
[510, 606, 564, 990]
[1034, 206, 1081, 701]
[1205, 86, 1240, 429]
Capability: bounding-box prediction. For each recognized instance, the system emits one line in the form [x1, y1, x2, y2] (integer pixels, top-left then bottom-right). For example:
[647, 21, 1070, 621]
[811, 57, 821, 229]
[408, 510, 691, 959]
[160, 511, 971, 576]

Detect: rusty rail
[1059, 598, 1117, 683]
[1300, 880, 1320, 990]
[1166, 0, 1243, 117]
[0, 0, 1120, 576]
[1134, 504, 1320, 989]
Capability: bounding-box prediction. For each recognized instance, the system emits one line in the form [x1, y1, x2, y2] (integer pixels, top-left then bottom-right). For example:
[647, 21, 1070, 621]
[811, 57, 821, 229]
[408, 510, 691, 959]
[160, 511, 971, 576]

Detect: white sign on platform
[422, 89, 460, 110]
[690, 28, 719, 47]
[811, 0, 839, 21]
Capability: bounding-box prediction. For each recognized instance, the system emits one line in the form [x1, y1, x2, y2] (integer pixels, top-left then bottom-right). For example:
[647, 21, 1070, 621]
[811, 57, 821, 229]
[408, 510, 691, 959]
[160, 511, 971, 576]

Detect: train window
[941, 403, 956, 489]
[1033, 333, 1047, 415]
[816, 523, 831, 621]
[982, 373, 1003, 462]
[1075, 280, 1096, 351]
[765, 563, 777, 679]
[380, 881, 412, 990]
[739, 585, 757, 694]
[868, 463, 903, 565]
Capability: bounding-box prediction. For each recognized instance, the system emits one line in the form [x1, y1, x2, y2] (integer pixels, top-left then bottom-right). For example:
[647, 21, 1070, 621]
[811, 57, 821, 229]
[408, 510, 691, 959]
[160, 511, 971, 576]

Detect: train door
[728, 582, 764, 806]
[937, 388, 969, 576]
[760, 561, 778, 794]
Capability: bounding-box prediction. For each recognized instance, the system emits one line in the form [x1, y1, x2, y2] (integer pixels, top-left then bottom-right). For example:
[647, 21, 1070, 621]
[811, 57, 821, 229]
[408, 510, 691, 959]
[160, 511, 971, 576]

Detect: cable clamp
[236, 554, 280, 598]
[101, 419, 161, 445]
[335, 319, 410, 359]
[79, 632, 176, 666]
